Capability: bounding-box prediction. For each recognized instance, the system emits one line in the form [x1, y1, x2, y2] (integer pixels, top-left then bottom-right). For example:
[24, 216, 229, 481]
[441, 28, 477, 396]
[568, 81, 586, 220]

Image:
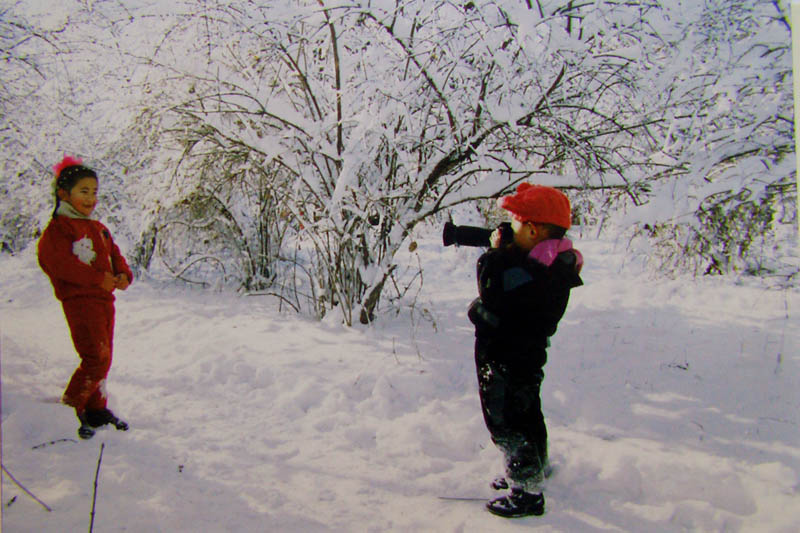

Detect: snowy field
[1, 231, 799, 532]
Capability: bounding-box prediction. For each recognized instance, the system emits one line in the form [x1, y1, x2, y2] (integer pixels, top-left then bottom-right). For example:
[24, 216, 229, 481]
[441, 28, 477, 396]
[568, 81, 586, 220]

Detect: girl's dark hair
[56, 165, 97, 192]
[52, 156, 97, 217]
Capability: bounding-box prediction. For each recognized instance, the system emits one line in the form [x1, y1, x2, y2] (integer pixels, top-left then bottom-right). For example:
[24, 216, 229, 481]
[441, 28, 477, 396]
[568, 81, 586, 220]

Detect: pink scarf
[529, 238, 583, 272]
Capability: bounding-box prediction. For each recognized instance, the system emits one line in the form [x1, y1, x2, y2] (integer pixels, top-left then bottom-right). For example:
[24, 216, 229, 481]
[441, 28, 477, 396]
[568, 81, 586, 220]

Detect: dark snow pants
[475, 337, 547, 488]
[61, 298, 115, 413]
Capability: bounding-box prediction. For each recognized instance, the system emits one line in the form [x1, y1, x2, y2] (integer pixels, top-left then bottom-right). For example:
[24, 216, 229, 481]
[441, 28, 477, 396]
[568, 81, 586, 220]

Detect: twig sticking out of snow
[89, 442, 105, 533]
[31, 438, 78, 450]
[0, 463, 52, 512]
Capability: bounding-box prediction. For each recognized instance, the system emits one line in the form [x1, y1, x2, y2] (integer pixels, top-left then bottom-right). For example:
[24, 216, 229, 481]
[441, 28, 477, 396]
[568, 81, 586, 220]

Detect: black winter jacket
[468, 242, 583, 369]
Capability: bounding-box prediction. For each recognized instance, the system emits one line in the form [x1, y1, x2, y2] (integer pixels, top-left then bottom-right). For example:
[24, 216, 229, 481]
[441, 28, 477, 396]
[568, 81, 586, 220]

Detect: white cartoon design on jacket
[72, 236, 96, 265]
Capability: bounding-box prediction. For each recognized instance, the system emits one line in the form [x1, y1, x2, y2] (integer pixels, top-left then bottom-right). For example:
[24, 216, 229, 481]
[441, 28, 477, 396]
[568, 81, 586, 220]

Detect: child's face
[511, 218, 545, 252]
[58, 176, 98, 217]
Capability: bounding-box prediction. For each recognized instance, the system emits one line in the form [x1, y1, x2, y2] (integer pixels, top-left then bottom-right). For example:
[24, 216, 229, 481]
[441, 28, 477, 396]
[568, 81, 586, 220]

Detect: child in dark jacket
[38, 156, 132, 439]
[467, 183, 583, 517]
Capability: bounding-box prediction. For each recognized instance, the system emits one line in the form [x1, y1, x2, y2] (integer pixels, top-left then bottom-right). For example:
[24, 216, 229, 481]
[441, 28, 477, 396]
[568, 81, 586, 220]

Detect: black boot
[486, 488, 545, 517]
[76, 411, 95, 440]
[85, 408, 129, 431]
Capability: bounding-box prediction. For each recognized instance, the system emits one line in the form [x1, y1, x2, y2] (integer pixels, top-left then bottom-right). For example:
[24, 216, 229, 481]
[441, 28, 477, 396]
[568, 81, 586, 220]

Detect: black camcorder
[442, 221, 513, 248]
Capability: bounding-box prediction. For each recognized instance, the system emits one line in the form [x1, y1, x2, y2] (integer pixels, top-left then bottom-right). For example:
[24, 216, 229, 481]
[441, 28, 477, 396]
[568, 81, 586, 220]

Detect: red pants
[61, 298, 115, 413]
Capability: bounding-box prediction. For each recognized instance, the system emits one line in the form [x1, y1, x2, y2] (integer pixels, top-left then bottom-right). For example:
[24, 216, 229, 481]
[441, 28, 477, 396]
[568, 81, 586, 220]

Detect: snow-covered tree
[0, 1, 158, 250]
[0, 4, 64, 251]
[2, 0, 795, 323]
[624, 0, 795, 277]
[133, 0, 692, 323]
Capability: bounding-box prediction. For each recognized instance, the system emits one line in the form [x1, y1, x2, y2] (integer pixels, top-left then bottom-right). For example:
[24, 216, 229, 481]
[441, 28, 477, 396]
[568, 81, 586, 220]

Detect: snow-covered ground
[2, 231, 799, 532]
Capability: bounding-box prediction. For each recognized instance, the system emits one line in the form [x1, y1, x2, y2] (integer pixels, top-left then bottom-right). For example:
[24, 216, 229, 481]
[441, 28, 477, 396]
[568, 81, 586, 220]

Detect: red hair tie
[53, 155, 84, 177]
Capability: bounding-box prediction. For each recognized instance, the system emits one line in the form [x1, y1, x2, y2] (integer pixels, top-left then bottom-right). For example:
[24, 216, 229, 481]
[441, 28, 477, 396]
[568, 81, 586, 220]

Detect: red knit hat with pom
[497, 183, 572, 229]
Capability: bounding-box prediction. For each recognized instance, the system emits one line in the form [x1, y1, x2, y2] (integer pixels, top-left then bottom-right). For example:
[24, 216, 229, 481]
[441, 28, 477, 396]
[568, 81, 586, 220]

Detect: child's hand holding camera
[490, 223, 513, 249]
[490, 228, 502, 248]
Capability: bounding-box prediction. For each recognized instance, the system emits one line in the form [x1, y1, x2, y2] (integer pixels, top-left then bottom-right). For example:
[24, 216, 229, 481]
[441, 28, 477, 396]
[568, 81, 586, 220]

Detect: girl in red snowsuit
[38, 156, 133, 439]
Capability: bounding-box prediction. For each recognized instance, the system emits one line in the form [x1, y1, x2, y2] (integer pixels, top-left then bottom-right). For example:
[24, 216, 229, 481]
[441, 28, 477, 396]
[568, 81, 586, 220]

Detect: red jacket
[38, 215, 133, 302]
